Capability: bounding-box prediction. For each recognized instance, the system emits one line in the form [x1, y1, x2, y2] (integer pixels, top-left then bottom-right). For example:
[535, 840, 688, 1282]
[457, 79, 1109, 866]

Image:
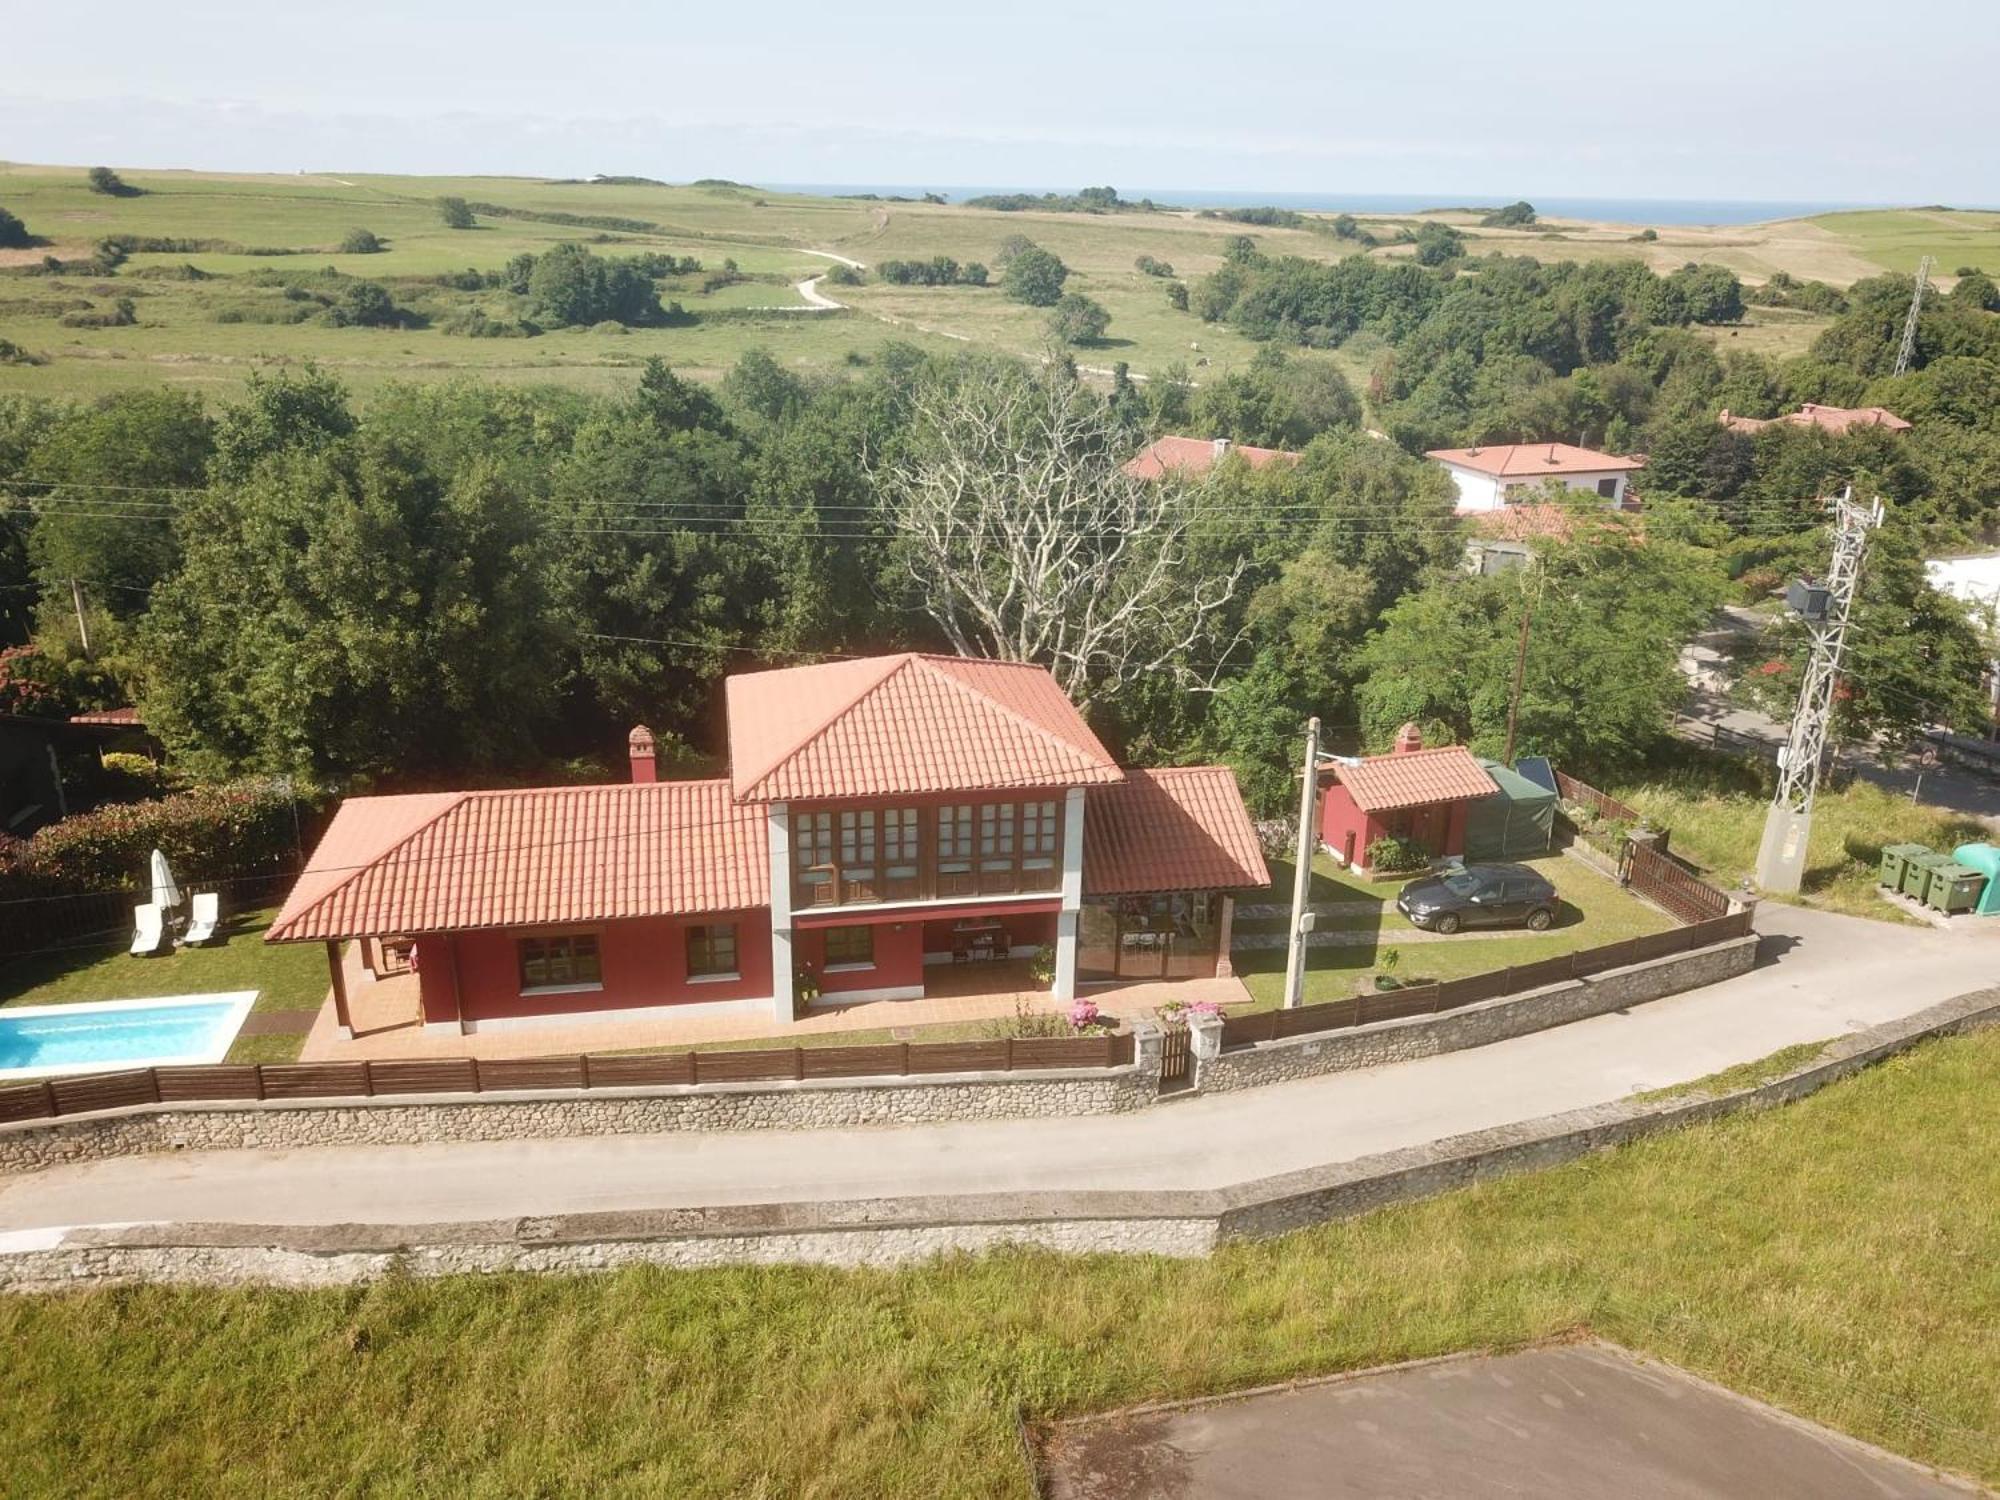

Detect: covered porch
[301, 941, 1251, 1063]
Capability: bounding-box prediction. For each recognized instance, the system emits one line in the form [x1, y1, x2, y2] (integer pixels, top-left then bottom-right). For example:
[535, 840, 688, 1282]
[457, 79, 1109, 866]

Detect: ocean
[761, 185, 1907, 228]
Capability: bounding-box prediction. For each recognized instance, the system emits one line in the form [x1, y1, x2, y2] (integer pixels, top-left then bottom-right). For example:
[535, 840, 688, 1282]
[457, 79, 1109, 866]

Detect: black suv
[1396, 862, 1559, 935]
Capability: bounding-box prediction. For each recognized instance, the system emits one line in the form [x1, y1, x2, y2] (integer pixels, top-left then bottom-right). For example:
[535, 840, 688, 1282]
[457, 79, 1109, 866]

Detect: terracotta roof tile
[1083, 767, 1269, 895]
[267, 780, 767, 942]
[1719, 403, 1911, 436]
[1329, 747, 1498, 814]
[1125, 435, 1301, 480]
[67, 706, 144, 727]
[1463, 503, 1644, 543]
[1426, 442, 1643, 478]
[726, 654, 1122, 802]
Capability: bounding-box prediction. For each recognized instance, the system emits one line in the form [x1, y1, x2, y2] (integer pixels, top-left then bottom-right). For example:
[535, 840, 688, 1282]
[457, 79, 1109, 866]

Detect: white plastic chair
[182, 891, 220, 946]
[130, 902, 168, 957]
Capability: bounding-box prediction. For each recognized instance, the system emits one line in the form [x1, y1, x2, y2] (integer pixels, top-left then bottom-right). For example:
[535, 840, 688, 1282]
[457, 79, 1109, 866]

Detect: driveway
[2, 904, 1993, 1236]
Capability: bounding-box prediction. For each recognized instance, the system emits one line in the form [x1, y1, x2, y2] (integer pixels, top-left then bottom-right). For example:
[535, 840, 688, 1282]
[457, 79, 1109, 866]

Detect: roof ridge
[732, 653, 912, 799]
[270, 791, 468, 940]
[459, 777, 732, 801]
[912, 655, 1114, 775]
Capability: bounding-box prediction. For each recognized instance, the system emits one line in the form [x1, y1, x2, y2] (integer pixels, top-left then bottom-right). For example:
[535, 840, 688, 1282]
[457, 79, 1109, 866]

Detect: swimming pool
[0, 992, 257, 1079]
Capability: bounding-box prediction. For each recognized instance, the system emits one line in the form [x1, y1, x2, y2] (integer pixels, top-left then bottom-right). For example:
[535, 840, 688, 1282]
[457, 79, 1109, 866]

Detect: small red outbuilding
[1318, 725, 1499, 876]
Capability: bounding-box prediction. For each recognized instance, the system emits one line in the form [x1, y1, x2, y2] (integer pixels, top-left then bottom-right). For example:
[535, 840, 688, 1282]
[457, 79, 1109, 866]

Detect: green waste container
[1926, 861, 1985, 915]
[1902, 851, 1947, 899]
[1880, 842, 1929, 890]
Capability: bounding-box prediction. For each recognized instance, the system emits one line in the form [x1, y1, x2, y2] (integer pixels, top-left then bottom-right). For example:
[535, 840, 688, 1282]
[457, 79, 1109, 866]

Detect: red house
[269, 653, 1268, 1037]
[1317, 725, 1499, 876]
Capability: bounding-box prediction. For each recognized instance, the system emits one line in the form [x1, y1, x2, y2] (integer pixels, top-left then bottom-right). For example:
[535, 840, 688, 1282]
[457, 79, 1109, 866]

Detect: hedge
[0, 778, 313, 901]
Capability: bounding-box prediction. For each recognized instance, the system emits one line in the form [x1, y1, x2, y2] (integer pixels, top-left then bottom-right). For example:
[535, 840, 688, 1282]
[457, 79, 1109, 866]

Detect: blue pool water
[0, 997, 250, 1076]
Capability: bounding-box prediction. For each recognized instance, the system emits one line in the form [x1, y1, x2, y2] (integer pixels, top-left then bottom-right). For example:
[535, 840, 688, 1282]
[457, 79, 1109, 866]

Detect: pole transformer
[1892, 256, 1934, 379]
[1755, 488, 1884, 893]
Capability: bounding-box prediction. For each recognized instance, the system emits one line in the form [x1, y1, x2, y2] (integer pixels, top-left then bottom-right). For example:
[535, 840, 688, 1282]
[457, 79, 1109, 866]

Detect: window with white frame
[838, 809, 877, 872]
[883, 807, 920, 876]
[938, 804, 974, 871]
[1021, 799, 1059, 870]
[794, 811, 833, 888]
[978, 802, 1016, 870]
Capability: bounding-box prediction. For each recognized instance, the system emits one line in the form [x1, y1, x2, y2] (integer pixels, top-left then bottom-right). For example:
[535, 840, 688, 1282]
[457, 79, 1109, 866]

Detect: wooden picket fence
[1215, 910, 1752, 1050]
[0, 1031, 1135, 1127]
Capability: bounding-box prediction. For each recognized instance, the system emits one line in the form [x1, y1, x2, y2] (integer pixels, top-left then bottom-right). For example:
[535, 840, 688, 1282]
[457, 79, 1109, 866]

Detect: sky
[6, 0, 1996, 206]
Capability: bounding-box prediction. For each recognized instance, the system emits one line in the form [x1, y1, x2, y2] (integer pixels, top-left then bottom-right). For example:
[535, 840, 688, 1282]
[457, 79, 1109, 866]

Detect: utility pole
[69, 578, 92, 658]
[1502, 585, 1534, 765]
[1892, 256, 1934, 379]
[1281, 716, 1321, 1011]
[1755, 488, 1884, 893]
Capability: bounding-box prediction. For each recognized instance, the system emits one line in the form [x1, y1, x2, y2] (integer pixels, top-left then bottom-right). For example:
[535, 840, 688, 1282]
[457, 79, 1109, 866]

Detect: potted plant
[1028, 943, 1056, 987]
[794, 961, 822, 1005]
[1373, 947, 1403, 992]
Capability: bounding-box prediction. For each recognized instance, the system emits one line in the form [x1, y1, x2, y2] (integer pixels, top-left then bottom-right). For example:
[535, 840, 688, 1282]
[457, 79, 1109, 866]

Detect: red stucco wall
[415, 907, 774, 1026]
[1319, 782, 1471, 867]
[795, 919, 926, 995]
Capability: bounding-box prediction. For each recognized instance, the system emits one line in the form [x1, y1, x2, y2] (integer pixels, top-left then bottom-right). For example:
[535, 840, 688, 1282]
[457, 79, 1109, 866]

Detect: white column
[1053, 786, 1086, 1003]
[766, 803, 794, 1023]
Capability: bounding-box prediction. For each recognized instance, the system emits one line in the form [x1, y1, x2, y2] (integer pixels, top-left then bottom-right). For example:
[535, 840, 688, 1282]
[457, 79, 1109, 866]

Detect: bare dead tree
[876, 364, 1245, 704]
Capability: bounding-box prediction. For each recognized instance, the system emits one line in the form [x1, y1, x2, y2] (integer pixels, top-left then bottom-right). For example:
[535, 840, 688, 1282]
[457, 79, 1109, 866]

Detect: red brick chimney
[1393, 722, 1424, 755]
[628, 724, 657, 783]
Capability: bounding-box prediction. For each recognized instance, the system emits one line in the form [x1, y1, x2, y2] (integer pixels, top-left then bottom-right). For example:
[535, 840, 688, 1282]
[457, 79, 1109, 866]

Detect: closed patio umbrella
[149, 848, 183, 914]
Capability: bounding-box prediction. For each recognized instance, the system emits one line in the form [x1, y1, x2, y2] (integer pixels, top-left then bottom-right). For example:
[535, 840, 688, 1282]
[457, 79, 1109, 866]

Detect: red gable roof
[1463, 502, 1644, 543]
[1327, 746, 1498, 814]
[1426, 442, 1643, 478]
[1719, 403, 1911, 436]
[1125, 435, 1301, 480]
[67, 706, 144, 727]
[267, 780, 768, 942]
[1083, 766, 1269, 895]
[726, 653, 1121, 803]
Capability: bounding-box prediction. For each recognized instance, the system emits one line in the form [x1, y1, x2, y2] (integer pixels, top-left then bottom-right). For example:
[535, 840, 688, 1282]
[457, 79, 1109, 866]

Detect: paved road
[2, 905, 1994, 1235]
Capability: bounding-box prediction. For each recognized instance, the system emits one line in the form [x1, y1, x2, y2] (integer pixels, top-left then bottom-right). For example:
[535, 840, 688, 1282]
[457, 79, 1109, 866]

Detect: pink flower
[1066, 998, 1100, 1030]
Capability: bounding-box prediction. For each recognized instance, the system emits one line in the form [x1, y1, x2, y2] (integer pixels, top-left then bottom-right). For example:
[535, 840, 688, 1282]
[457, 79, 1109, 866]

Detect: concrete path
[3, 905, 1995, 1234]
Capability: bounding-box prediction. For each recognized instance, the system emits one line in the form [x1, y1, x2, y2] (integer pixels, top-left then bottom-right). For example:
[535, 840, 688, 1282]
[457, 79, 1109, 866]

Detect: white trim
[518, 981, 605, 998]
[685, 971, 742, 985]
[792, 888, 1063, 920]
[422, 1020, 462, 1036]
[0, 990, 257, 1080]
[823, 961, 876, 974]
[464, 993, 776, 1033]
[767, 802, 793, 1023]
[1054, 787, 1086, 1003]
[807, 984, 924, 1006]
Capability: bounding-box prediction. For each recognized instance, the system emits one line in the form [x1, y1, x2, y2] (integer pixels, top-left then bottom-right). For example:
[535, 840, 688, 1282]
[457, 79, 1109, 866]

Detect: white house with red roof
[1426, 441, 1644, 512]
[1124, 435, 1301, 480]
[269, 654, 1267, 1036]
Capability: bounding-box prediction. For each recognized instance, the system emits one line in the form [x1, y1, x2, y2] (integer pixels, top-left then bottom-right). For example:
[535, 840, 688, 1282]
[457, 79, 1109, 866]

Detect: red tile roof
[1327, 747, 1498, 814]
[1719, 403, 1911, 436]
[1426, 442, 1643, 478]
[1463, 503, 1644, 543]
[1083, 766, 1269, 895]
[1124, 435, 1301, 480]
[267, 780, 768, 942]
[726, 653, 1122, 803]
[67, 706, 143, 727]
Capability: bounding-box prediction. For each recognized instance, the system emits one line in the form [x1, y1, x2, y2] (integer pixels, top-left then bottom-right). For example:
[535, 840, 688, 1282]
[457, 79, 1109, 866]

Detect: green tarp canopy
[1466, 758, 1556, 862]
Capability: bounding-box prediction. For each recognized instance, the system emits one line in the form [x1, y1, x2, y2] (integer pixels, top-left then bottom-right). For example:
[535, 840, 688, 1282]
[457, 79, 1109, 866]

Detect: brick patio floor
[300, 943, 1252, 1062]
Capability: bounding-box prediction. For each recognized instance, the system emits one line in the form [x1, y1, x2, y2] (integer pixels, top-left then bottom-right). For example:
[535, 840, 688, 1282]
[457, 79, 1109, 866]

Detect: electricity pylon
[1892, 256, 1934, 378]
[1755, 488, 1884, 892]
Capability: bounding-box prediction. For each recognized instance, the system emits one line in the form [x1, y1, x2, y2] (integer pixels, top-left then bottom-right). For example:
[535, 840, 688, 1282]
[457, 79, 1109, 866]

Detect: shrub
[0, 337, 43, 366]
[0, 205, 31, 248]
[1166, 281, 1189, 312]
[338, 228, 384, 254]
[437, 196, 476, 229]
[59, 297, 138, 328]
[824, 263, 864, 286]
[1029, 943, 1056, 985]
[1479, 200, 1537, 228]
[1002, 246, 1069, 306]
[0, 778, 312, 900]
[87, 166, 138, 197]
[1365, 835, 1430, 873]
[1134, 254, 1175, 277]
[95, 752, 182, 803]
[1047, 291, 1111, 345]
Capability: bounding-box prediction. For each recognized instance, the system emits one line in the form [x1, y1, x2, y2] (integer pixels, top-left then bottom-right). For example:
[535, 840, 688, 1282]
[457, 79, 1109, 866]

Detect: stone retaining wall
[8, 987, 1992, 1290]
[0, 1065, 1153, 1176]
[1193, 935, 1758, 1094]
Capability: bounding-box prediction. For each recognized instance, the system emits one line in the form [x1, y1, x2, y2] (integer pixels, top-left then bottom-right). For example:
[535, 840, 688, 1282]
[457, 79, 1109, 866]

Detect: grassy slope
[1809, 207, 2000, 279]
[0, 1026, 1992, 1496]
[8, 164, 1982, 403]
[0, 908, 325, 1063]
[1614, 777, 1988, 919]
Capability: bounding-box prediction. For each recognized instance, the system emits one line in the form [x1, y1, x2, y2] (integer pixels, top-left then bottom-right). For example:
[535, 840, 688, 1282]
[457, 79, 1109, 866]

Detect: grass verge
[1636, 1039, 1833, 1101]
[0, 1027, 1992, 1495]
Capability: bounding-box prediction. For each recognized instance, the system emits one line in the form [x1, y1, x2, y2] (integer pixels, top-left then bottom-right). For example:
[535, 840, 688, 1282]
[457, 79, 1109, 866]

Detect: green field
[4, 164, 1987, 403]
[0, 1025, 1992, 1495]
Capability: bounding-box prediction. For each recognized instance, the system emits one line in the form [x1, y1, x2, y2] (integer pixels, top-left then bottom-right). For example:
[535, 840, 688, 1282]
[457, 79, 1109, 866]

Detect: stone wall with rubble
[0, 1063, 1157, 1175]
[1193, 935, 1758, 1094]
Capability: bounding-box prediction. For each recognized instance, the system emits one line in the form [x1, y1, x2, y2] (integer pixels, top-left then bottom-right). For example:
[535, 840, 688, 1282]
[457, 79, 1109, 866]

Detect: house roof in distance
[66, 706, 145, 728]
[726, 653, 1122, 803]
[1083, 766, 1270, 895]
[1124, 435, 1301, 480]
[1718, 403, 1911, 435]
[1328, 746, 1500, 813]
[1426, 441, 1644, 478]
[267, 780, 769, 942]
[1462, 502, 1644, 542]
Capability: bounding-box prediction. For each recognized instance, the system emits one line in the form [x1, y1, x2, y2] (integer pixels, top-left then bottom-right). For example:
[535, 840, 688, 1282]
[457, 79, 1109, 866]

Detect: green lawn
[1811, 207, 2000, 278]
[1614, 774, 1988, 920]
[1234, 852, 1674, 1009]
[0, 1026, 1991, 1496]
[0, 907, 324, 1063]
